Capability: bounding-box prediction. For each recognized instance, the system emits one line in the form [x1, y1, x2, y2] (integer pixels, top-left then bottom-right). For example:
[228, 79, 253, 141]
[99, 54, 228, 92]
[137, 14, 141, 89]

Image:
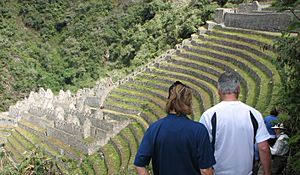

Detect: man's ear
[218, 89, 222, 97]
[235, 86, 240, 98]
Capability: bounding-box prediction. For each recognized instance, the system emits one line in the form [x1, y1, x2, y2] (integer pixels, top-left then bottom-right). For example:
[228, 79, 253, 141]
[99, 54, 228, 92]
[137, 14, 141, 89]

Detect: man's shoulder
[202, 102, 223, 115]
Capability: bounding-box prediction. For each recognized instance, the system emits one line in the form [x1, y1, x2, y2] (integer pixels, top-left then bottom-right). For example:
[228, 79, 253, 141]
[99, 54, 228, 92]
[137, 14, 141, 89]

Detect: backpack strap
[250, 111, 258, 143]
[211, 112, 217, 152]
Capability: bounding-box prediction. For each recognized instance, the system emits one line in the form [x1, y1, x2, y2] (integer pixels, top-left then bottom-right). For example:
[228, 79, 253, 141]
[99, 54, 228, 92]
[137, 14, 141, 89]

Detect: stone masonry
[213, 1, 297, 32]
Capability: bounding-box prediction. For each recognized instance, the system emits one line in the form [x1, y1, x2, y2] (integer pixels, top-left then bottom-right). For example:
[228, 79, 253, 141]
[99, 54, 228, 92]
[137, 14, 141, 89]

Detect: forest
[0, 0, 215, 111]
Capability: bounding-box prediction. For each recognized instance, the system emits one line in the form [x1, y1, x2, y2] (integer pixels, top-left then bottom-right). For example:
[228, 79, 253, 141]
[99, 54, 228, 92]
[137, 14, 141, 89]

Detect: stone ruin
[7, 78, 129, 155]
[213, 1, 299, 32]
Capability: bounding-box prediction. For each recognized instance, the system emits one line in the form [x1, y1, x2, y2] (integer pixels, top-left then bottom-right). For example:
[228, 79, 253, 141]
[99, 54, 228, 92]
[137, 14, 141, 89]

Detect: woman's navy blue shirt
[134, 114, 215, 175]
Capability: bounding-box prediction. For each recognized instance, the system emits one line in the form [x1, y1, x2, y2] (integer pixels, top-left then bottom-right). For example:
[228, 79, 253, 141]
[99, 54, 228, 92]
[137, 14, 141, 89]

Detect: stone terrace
[0, 3, 287, 173]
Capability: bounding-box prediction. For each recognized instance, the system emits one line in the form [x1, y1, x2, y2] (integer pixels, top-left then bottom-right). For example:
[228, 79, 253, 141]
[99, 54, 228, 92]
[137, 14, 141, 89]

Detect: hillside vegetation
[0, 0, 216, 111]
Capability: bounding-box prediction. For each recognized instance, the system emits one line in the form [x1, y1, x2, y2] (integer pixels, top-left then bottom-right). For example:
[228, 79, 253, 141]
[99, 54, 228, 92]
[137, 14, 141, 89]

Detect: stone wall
[213, 1, 296, 32]
[224, 12, 293, 32]
[6, 77, 130, 155]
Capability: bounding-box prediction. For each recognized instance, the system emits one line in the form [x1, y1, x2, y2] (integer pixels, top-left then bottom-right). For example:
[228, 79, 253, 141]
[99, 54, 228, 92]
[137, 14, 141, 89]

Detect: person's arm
[258, 140, 271, 175]
[136, 166, 150, 175]
[200, 167, 214, 175]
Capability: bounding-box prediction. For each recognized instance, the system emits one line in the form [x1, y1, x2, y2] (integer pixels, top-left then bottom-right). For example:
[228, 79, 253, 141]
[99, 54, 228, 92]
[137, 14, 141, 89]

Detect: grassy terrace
[98, 26, 281, 174]
[87, 152, 107, 175]
[193, 40, 269, 109]
[120, 126, 139, 172]
[105, 97, 161, 125]
[5, 140, 23, 162]
[202, 28, 281, 113]
[175, 50, 249, 103]
[101, 142, 121, 175]
[112, 135, 131, 173]
[151, 67, 218, 103]
[2, 26, 282, 174]
[184, 45, 258, 107]
[121, 81, 203, 121]
[139, 72, 209, 120]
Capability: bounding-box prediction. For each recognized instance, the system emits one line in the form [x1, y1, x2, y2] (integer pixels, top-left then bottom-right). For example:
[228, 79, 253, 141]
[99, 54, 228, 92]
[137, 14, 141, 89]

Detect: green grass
[195, 32, 281, 113]
[150, 67, 218, 106]
[81, 158, 95, 175]
[102, 142, 121, 175]
[112, 135, 131, 173]
[195, 41, 270, 110]
[105, 97, 160, 124]
[183, 48, 256, 106]
[120, 127, 138, 173]
[109, 93, 165, 118]
[102, 109, 149, 130]
[88, 152, 108, 175]
[5, 139, 23, 162]
[213, 28, 277, 46]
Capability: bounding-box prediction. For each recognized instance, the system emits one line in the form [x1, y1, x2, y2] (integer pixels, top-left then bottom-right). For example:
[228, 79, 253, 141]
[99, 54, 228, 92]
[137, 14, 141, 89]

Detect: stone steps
[210, 28, 276, 48]
[6, 132, 27, 158]
[196, 35, 274, 72]
[132, 72, 207, 120]
[143, 70, 215, 107]
[159, 61, 219, 97]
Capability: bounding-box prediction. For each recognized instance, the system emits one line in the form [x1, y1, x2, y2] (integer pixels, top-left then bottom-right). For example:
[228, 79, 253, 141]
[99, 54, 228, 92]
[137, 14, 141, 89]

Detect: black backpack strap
[250, 111, 258, 143]
[211, 112, 217, 152]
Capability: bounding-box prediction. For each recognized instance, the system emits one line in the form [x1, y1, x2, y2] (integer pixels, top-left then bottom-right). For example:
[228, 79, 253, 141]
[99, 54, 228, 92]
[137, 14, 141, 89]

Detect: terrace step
[88, 151, 108, 175]
[17, 119, 81, 159]
[102, 109, 148, 130]
[213, 26, 281, 40]
[175, 51, 248, 103]
[120, 126, 138, 172]
[180, 46, 256, 106]
[190, 40, 271, 111]
[101, 142, 121, 175]
[108, 92, 165, 118]
[111, 135, 131, 173]
[150, 68, 218, 105]
[105, 96, 162, 125]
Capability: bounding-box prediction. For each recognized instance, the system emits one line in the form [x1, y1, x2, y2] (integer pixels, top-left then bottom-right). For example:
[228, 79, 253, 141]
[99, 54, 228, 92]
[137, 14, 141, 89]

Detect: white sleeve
[199, 112, 213, 142]
[254, 110, 270, 143]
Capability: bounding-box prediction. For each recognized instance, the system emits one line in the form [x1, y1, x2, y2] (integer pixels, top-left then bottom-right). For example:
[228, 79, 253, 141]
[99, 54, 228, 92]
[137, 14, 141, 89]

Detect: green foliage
[0, 0, 216, 111]
[272, 0, 300, 32]
[0, 147, 63, 175]
[274, 34, 300, 174]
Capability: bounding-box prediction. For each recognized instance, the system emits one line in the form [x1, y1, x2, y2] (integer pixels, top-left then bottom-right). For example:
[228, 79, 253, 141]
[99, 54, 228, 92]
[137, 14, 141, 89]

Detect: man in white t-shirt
[200, 72, 271, 175]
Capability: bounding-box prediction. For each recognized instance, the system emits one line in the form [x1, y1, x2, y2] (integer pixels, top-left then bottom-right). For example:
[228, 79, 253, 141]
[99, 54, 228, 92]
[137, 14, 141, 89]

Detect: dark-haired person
[200, 72, 271, 175]
[264, 108, 279, 147]
[134, 81, 215, 175]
